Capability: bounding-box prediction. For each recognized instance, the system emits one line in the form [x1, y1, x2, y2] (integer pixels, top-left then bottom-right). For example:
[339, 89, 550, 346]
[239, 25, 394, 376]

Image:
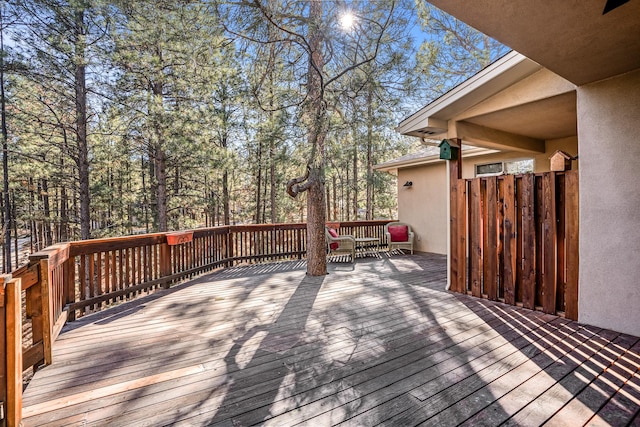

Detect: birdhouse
[549, 150, 575, 171]
[439, 139, 460, 160]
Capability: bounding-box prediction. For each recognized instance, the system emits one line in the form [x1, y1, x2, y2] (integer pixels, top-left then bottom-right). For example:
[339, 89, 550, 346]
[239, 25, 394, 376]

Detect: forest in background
[0, 0, 507, 272]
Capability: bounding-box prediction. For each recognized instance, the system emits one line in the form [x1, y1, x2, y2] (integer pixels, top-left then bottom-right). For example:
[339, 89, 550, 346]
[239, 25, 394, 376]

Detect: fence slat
[502, 175, 517, 305]
[521, 174, 536, 309]
[542, 172, 558, 314]
[456, 179, 467, 293]
[470, 179, 483, 297]
[484, 176, 498, 300]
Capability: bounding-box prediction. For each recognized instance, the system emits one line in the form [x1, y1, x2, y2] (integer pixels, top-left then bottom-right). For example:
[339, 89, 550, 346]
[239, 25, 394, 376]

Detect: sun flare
[340, 11, 356, 30]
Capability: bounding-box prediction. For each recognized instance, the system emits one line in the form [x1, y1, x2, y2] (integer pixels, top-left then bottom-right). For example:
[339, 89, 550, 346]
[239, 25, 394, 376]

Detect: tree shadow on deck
[205, 273, 325, 425]
[21, 260, 318, 426]
[197, 253, 522, 426]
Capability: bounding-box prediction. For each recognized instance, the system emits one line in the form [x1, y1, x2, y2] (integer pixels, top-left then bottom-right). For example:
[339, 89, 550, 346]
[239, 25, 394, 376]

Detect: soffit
[464, 92, 577, 141]
[427, 0, 640, 86]
[397, 52, 542, 137]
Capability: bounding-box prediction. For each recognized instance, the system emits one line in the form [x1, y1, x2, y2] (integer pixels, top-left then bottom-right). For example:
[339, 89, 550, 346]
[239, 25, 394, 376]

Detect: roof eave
[397, 51, 542, 137]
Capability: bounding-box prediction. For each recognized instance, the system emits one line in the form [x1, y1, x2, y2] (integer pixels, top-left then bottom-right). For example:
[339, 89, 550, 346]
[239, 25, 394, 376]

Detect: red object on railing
[166, 231, 193, 246]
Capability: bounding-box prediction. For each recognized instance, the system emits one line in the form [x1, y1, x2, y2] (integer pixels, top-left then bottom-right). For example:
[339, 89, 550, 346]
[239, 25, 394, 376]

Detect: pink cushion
[388, 225, 409, 242]
[328, 228, 339, 250]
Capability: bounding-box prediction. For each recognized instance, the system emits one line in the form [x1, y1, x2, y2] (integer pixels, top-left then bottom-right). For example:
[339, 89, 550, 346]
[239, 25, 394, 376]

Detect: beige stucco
[577, 69, 640, 337]
[396, 163, 448, 254]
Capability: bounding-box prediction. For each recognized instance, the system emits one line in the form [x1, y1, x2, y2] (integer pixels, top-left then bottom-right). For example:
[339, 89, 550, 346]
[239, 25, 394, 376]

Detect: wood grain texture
[542, 172, 558, 314]
[564, 171, 579, 320]
[502, 175, 517, 305]
[7, 278, 23, 427]
[470, 178, 483, 298]
[456, 179, 467, 294]
[521, 174, 536, 310]
[449, 156, 460, 293]
[19, 253, 639, 427]
[484, 176, 498, 301]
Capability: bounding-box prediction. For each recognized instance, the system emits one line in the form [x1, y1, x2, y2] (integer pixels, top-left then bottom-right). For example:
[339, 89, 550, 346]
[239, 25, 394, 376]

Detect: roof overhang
[397, 50, 578, 152]
[397, 52, 542, 138]
[427, 0, 640, 86]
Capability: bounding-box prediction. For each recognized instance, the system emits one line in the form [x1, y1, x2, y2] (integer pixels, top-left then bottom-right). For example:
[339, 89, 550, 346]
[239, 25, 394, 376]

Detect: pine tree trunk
[75, 7, 91, 240]
[305, 0, 327, 276]
[151, 61, 168, 231]
[222, 170, 230, 225]
[155, 144, 168, 231]
[60, 185, 68, 242]
[270, 139, 276, 224]
[41, 179, 53, 247]
[141, 154, 150, 233]
[352, 120, 358, 221]
[325, 184, 331, 221]
[0, 8, 11, 271]
[255, 136, 263, 223]
[332, 175, 338, 221]
[366, 89, 374, 220]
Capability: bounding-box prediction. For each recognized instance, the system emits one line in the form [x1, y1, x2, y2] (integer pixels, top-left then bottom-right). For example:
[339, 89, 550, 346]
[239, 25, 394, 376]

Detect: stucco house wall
[396, 163, 448, 254]
[578, 68, 640, 336]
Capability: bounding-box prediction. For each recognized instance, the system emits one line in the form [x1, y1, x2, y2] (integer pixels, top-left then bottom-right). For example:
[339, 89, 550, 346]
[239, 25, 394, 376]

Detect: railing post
[65, 258, 76, 322]
[2, 276, 22, 427]
[39, 260, 53, 365]
[226, 227, 234, 267]
[160, 241, 171, 289]
[0, 275, 7, 427]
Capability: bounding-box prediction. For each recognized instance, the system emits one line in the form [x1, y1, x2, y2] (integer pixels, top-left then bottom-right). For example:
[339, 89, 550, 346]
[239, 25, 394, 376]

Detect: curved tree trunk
[304, 0, 327, 276]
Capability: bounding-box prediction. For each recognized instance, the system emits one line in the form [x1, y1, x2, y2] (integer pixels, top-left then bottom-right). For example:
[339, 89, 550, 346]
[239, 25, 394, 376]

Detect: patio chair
[325, 227, 356, 262]
[385, 222, 415, 254]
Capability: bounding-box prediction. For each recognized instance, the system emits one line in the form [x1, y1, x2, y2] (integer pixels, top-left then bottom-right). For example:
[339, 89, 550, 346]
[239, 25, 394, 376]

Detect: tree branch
[286, 165, 311, 198]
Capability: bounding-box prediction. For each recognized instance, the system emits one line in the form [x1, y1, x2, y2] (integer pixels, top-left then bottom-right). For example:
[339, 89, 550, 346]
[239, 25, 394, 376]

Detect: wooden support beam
[564, 171, 579, 320]
[456, 121, 545, 153]
[448, 139, 463, 293]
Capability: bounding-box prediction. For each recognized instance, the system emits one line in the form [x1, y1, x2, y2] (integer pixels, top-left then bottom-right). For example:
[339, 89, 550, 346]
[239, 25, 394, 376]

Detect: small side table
[355, 237, 380, 257]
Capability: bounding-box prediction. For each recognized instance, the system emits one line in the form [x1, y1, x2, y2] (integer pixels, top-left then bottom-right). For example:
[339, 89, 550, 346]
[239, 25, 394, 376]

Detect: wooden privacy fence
[0, 220, 392, 427]
[449, 170, 579, 320]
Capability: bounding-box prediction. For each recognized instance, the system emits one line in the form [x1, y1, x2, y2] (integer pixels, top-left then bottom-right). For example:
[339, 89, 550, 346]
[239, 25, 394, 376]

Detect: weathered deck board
[20, 253, 640, 427]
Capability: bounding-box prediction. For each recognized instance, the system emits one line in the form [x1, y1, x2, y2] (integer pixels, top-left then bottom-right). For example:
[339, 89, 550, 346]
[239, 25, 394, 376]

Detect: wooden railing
[449, 170, 579, 319]
[0, 220, 393, 427]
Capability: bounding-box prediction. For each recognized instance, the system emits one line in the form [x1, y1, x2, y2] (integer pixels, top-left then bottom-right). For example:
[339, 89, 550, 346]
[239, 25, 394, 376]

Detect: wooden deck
[21, 253, 640, 426]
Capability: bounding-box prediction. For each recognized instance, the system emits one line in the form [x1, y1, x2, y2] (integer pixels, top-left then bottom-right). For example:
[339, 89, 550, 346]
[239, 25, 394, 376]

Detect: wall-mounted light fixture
[403, 181, 413, 188]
